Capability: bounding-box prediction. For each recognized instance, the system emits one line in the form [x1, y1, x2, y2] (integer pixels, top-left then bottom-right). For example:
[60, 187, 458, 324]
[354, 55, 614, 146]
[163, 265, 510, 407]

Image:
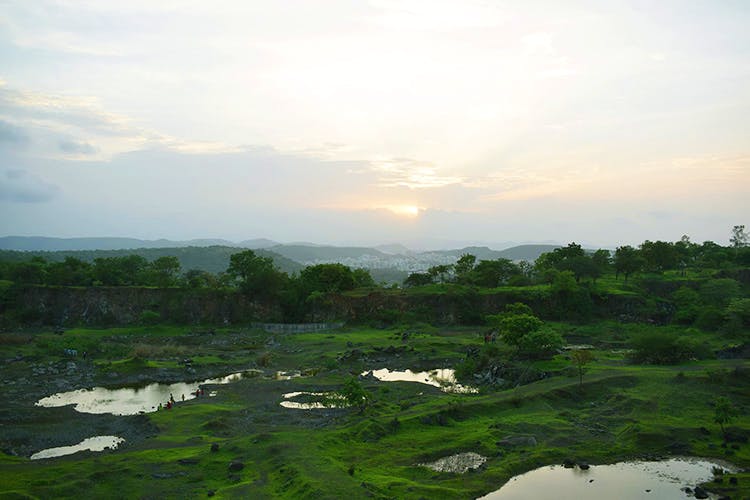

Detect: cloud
[58, 139, 97, 155]
[0, 81, 240, 159]
[0, 119, 28, 145]
[373, 158, 465, 189]
[0, 169, 60, 203]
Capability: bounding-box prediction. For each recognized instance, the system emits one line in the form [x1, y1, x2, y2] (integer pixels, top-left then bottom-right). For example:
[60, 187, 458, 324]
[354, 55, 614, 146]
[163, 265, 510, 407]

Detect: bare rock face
[419, 452, 487, 473]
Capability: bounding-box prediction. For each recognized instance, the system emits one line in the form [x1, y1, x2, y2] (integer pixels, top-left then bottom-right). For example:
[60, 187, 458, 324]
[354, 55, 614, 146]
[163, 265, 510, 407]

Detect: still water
[364, 368, 478, 393]
[31, 436, 124, 460]
[36, 371, 252, 415]
[478, 458, 734, 499]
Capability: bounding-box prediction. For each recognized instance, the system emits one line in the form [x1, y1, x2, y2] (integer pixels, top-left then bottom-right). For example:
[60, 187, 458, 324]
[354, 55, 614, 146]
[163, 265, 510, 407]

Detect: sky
[1, 0, 748, 249]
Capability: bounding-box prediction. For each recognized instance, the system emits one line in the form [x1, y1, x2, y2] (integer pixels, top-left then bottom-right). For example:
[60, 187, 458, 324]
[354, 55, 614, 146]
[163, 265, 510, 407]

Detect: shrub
[629, 331, 707, 364]
[139, 310, 161, 325]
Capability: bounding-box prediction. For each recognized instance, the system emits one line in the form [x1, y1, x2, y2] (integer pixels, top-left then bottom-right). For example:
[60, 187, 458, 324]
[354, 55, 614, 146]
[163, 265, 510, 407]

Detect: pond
[31, 436, 124, 460]
[279, 391, 346, 409]
[478, 458, 736, 499]
[364, 368, 477, 393]
[36, 371, 255, 415]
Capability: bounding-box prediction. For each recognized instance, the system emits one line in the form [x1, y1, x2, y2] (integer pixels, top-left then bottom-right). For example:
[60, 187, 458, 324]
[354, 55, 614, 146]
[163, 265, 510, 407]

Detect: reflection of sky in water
[280, 391, 345, 409]
[36, 372, 248, 415]
[478, 458, 736, 500]
[31, 435, 124, 460]
[364, 368, 477, 393]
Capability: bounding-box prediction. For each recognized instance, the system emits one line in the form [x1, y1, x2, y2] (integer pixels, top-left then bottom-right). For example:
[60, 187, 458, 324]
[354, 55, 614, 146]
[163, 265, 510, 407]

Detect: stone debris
[419, 452, 487, 473]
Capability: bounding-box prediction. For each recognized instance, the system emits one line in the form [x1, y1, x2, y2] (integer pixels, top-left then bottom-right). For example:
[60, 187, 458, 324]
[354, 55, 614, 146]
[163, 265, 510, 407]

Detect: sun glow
[388, 205, 421, 217]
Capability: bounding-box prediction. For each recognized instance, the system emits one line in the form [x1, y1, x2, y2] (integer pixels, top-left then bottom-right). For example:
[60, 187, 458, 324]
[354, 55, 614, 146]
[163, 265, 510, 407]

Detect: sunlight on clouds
[374, 159, 464, 189]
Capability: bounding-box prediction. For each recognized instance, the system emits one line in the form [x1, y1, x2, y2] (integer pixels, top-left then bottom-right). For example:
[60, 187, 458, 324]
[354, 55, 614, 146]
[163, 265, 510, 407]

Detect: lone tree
[713, 396, 739, 438]
[570, 349, 594, 387]
[614, 245, 644, 281]
[730, 225, 748, 249]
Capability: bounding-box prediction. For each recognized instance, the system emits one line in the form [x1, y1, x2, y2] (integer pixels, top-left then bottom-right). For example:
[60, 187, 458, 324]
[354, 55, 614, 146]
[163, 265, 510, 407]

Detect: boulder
[693, 486, 708, 499]
[228, 461, 244, 472]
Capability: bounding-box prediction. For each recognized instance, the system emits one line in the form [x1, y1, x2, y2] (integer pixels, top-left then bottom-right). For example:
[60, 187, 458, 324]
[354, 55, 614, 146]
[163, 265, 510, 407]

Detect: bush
[139, 309, 161, 325]
[517, 328, 564, 359]
[630, 331, 708, 364]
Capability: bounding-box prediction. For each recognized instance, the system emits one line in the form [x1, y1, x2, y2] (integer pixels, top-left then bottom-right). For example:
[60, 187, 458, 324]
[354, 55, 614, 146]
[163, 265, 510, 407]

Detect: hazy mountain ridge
[0, 246, 303, 275]
[0, 237, 564, 279]
[0, 236, 281, 252]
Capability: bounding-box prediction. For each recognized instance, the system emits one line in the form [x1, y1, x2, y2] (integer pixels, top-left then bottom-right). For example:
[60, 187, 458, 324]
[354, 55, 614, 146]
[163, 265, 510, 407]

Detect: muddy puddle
[36, 371, 258, 415]
[364, 368, 477, 393]
[30, 435, 124, 460]
[478, 457, 737, 499]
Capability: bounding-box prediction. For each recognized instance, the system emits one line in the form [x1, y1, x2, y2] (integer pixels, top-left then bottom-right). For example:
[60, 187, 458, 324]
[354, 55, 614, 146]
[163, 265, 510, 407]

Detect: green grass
[1, 321, 748, 499]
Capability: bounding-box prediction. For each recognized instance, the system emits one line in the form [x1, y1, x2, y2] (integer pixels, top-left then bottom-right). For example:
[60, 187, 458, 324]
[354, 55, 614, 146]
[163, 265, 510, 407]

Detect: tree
[299, 263, 357, 294]
[730, 225, 748, 249]
[329, 377, 372, 414]
[352, 268, 375, 288]
[148, 256, 181, 287]
[471, 259, 520, 287]
[517, 328, 563, 358]
[184, 269, 218, 289]
[591, 249, 611, 279]
[614, 245, 644, 281]
[428, 264, 453, 283]
[93, 255, 148, 286]
[227, 250, 285, 298]
[495, 314, 543, 347]
[559, 255, 598, 283]
[570, 349, 594, 387]
[713, 396, 739, 438]
[453, 254, 476, 282]
[10, 257, 47, 284]
[640, 240, 678, 272]
[46, 257, 92, 286]
[403, 272, 433, 287]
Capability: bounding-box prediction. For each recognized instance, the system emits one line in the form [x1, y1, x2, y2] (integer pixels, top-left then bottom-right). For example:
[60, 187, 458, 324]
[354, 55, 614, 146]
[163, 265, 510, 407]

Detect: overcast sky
[1, 0, 748, 249]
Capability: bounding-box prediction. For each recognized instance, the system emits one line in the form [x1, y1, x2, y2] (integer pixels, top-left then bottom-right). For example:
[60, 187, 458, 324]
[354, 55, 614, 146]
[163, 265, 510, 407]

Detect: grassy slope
[0, 322, 748, 499]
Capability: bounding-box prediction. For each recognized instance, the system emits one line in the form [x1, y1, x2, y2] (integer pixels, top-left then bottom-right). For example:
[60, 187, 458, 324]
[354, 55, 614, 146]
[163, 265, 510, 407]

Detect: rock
[496, 435, 537, 448]
[207, 490, 215, 497]
[728, 476, 738, 485]
[562, 458, 575, 468]
[178, 458, 199, 465]
[228, 461, 244, 472]
[578, 462, 590, 470]
[693, 486, 708, 499]
[418, 452, 487, 474]
[210, 443, 219, 452]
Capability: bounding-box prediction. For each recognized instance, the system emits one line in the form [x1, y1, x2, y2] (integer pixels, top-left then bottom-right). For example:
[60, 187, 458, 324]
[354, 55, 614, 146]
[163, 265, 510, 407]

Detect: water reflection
[36, 371, 253, 415]
[279, 391, 346, 409]
[364, 368, 477, 393]
[478, 458, 736, 499]
[30, 436, 124, 460]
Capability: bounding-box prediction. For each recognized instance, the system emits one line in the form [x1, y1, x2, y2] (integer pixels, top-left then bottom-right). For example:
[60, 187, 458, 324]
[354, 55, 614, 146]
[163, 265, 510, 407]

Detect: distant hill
[375, 243, 412, 255]
[268, 244, 389, 263]
[421, 244, 561, 262]
[0, 246, 302, 275]
[238, 238, 279, 249]
[495, 244, 562, 261]
[0, 236, 250, 252]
